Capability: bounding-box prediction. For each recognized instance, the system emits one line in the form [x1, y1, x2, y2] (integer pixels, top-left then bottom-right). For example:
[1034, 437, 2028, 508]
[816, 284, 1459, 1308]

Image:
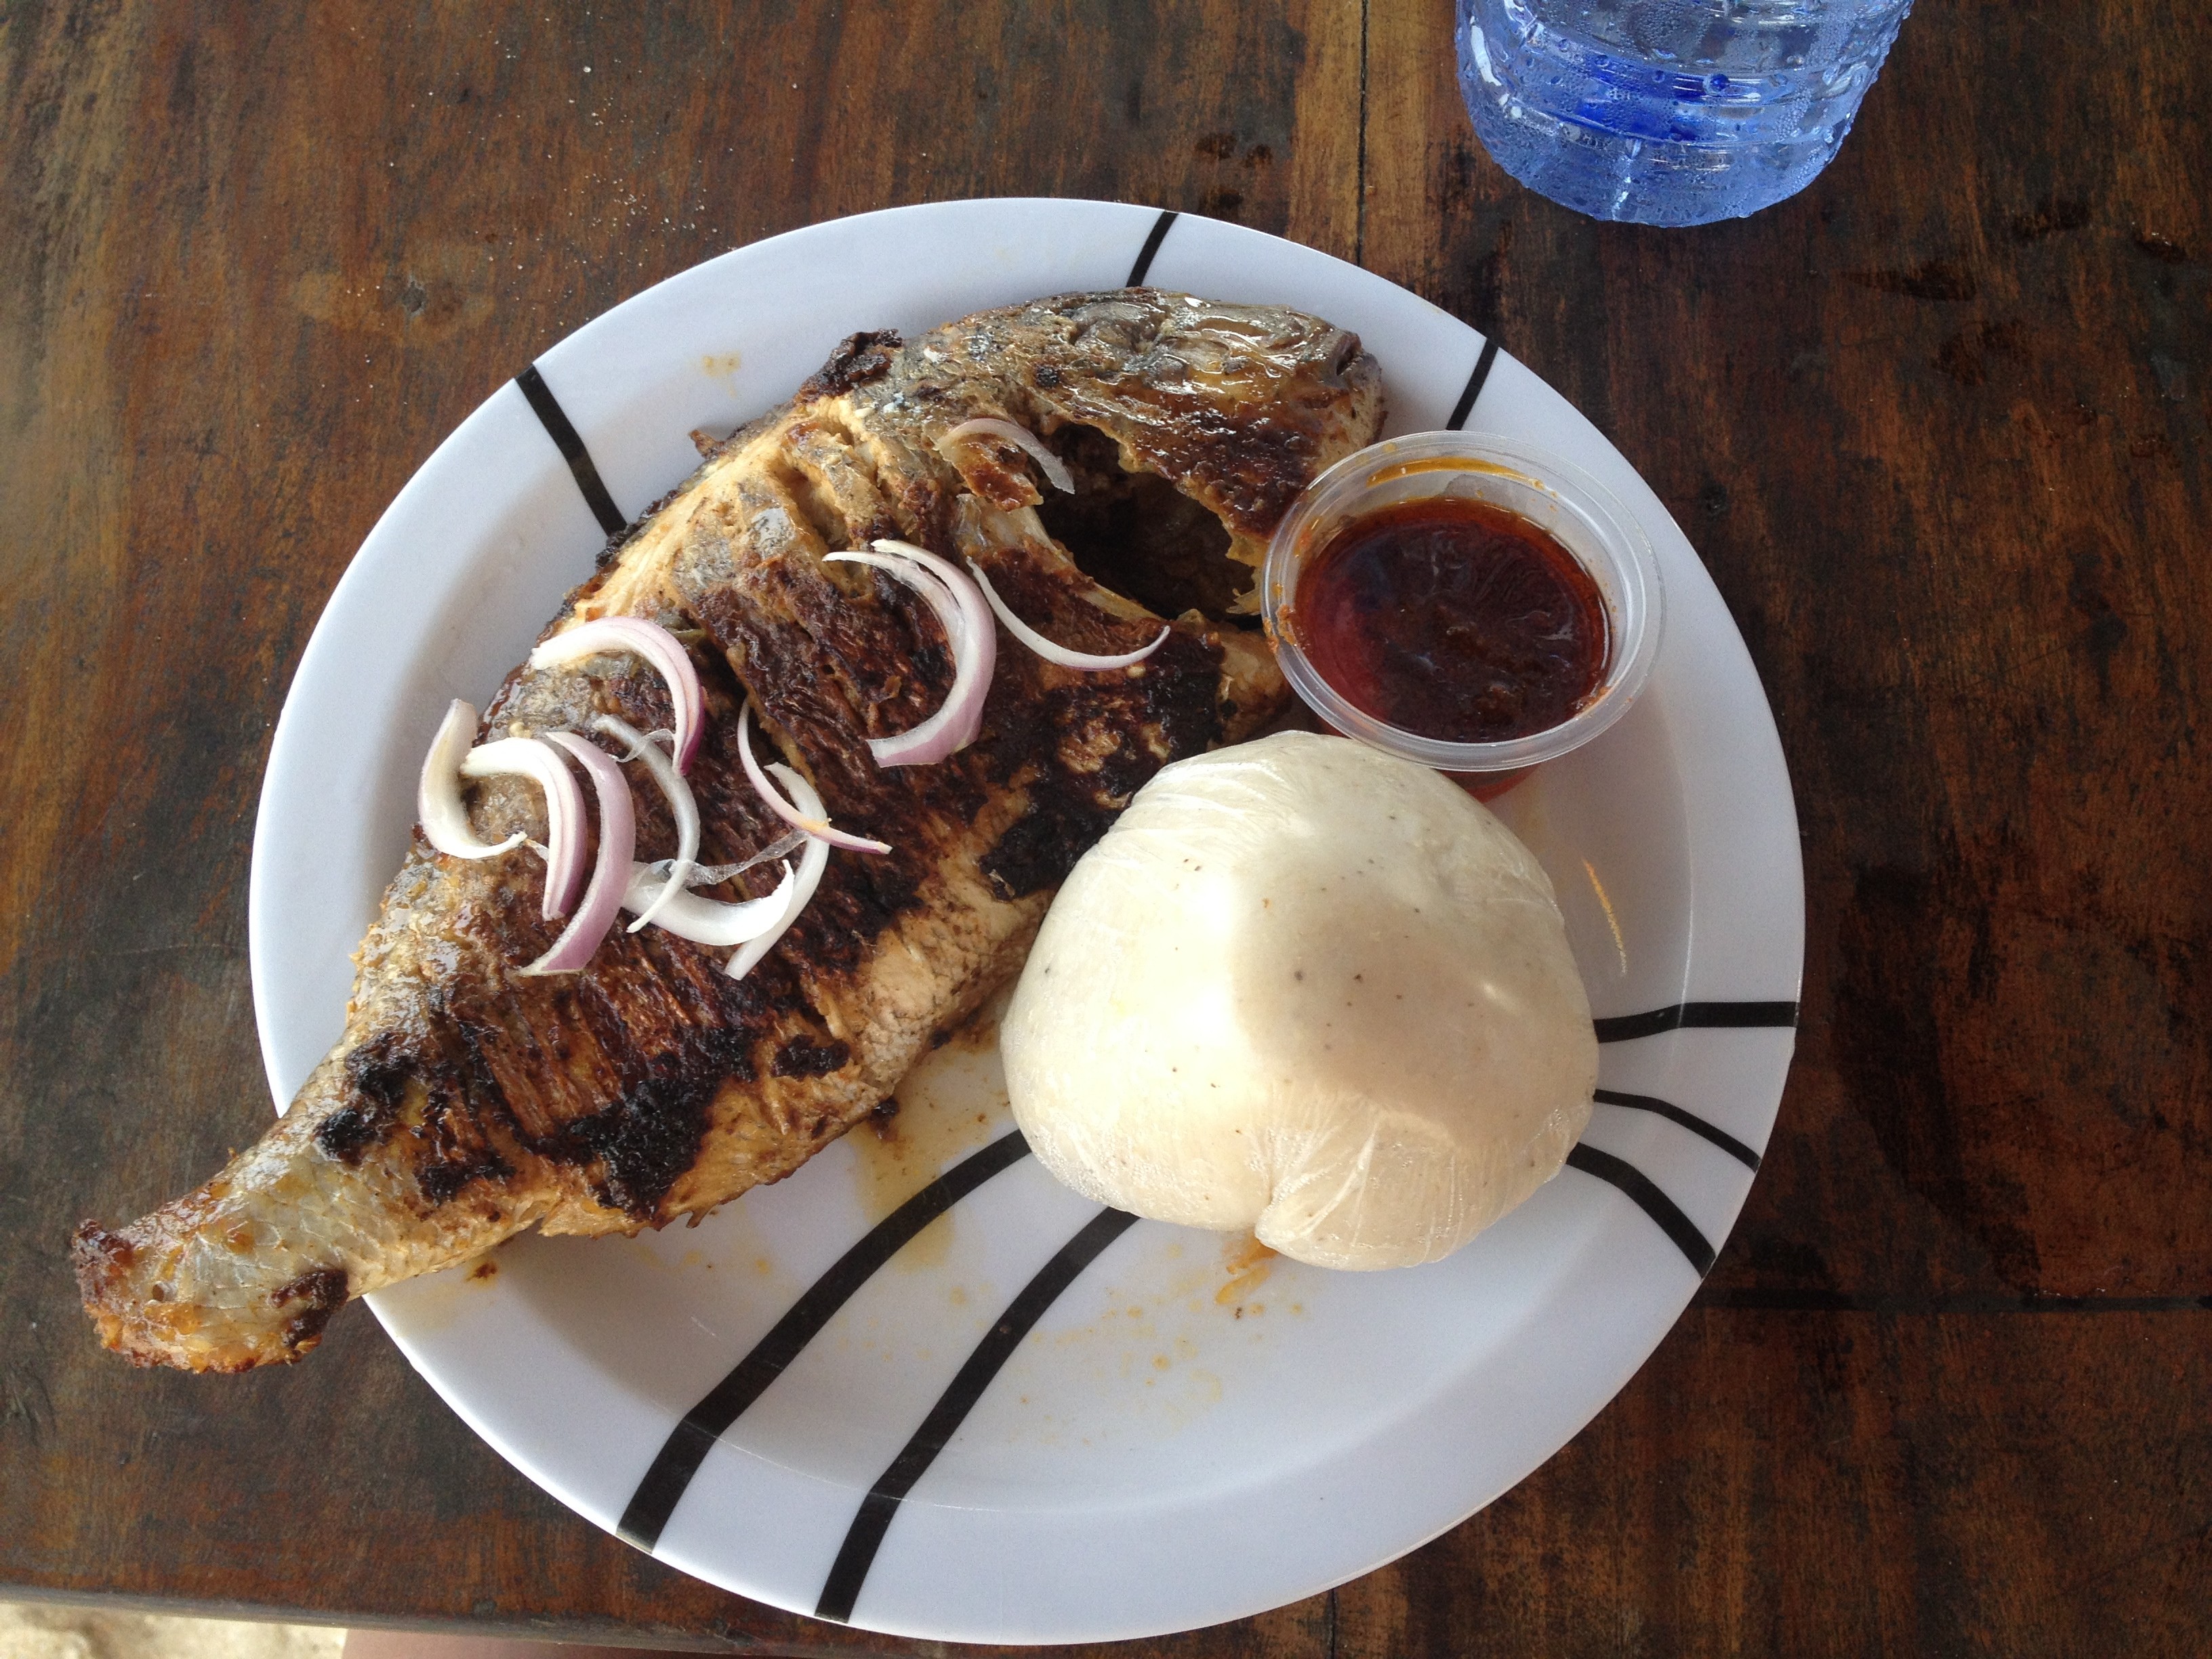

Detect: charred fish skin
[73, 291, 1385, 1372]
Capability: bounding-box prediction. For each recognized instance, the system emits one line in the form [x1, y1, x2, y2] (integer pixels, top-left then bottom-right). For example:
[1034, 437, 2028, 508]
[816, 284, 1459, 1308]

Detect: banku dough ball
[1002, 731, 1596, 1270]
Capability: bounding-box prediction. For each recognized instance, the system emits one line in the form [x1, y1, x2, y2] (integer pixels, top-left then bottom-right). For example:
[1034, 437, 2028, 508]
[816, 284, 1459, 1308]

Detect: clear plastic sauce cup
[1262, 432, 1664, 796]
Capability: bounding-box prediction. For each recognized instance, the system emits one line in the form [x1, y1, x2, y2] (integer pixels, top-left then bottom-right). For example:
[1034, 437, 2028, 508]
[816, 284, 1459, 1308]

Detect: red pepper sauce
[1291, 495, 1610, 744]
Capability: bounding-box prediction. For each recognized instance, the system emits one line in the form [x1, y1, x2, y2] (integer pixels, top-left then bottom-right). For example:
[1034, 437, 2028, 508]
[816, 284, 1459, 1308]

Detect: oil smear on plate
[826, 989, 1326, 1448]
[846, 988, 1017, 1268]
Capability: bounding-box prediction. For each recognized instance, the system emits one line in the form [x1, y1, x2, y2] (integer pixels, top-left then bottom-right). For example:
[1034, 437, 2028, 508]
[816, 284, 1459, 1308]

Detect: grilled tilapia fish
[75, 289, 1385, 1371]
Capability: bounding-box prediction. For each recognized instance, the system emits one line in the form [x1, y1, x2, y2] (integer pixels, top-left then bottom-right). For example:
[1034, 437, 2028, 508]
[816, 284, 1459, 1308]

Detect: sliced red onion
[736, 701, 891, 854]
[729, 828, 811, 874]
[937, 417, 1075, 494]
[642, 828, 808, 890]
[622, 858, 795, 946]
[825, 547, 966, 651]
[966, 559, 1171, 671]
[418, 700, 526, 860]
[830, 545, 964, 632]
[527, 617, 706, 773]
[726, 764, 832, 982]
[516, 733, 636, 976]
[592, 714, 698, 934]
[824, 540, 996, 766]
[461, 737, 589, 919]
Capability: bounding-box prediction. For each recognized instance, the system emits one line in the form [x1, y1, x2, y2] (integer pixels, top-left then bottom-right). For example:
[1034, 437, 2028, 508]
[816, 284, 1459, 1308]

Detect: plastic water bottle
[1456, 1, 1914, 226]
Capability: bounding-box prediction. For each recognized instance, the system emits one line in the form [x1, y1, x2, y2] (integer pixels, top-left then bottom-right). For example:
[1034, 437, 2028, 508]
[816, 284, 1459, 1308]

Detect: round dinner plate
[249, 199, 1803, 1644]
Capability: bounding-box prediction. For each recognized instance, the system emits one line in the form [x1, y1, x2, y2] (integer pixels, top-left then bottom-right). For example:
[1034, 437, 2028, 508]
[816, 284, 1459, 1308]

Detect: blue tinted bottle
[1456, 1, 1914, 226]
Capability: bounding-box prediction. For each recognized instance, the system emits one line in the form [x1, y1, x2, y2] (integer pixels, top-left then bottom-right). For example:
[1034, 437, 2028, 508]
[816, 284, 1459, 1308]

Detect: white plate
[249, 199, 1802, 1644]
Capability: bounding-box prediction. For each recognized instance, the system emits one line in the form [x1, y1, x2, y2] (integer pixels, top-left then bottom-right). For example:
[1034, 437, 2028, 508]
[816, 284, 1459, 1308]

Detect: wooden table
[5, 2, 2206, 1652]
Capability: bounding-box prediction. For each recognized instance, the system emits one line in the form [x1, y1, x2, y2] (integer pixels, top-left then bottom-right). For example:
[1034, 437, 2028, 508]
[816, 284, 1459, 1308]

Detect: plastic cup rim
[1261, 430, 1666, 775]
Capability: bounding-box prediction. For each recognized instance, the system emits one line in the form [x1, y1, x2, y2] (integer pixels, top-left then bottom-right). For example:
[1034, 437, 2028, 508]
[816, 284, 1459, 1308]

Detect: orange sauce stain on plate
[1216, 1233, 1276, 1315]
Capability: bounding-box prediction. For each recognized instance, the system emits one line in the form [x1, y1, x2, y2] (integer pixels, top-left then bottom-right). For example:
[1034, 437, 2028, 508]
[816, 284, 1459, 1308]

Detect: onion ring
[527, 617, 707, 773]
[966, 559, 1170, 671]
[735, 701, 891, 854]
[621, 859, 795, 947]
[592, 714, 699, 933]
[516, 733, 636, 975]
[726, 764, 833, 981]
[461, 736, 590, 919]
[643, 830, 808, 888]
[417, 700, 526, 861]
[937, 416, 1075, 495]
[824, 540, 996, 766]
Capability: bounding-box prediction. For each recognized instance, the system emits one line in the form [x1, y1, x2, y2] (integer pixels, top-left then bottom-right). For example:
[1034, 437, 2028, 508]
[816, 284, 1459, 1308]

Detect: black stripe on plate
[515, 363, 628, 537]
[815, 1206, 1141, 1625]
[1445, 335, 1501, 430]
[1593, 1001, 1800, 1043]
[1594, 1088, 1761, 1172]
[1125, 209, 1180, 287]
[616, 1129, 1033, 1551]
[1563, 1143, 1716, 1275]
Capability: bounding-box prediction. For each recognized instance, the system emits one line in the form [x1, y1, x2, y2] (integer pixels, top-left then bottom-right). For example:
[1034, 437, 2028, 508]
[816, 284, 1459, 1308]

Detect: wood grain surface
[3, 1, 2205, 1654]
